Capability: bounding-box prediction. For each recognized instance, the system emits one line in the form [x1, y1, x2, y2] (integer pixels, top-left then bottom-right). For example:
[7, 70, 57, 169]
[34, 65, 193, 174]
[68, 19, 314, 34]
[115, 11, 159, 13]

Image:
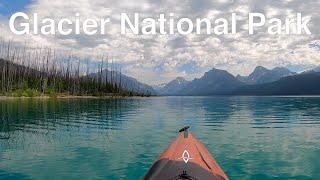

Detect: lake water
[0, 97, 320, 179]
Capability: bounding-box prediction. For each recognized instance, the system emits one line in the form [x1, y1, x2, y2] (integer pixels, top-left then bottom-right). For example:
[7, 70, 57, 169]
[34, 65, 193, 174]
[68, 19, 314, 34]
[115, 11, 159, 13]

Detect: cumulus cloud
[0, 0, 319, 84]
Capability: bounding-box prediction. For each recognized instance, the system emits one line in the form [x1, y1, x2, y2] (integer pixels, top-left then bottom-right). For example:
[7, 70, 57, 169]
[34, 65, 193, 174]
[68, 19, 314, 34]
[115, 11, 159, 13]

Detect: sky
[0, 0, 31, 16]
[0, 0, 319, 85]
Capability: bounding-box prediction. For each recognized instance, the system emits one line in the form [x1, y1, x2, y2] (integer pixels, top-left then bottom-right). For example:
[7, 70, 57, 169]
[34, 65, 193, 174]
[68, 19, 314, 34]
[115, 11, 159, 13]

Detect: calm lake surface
[1, 97, 320, 179]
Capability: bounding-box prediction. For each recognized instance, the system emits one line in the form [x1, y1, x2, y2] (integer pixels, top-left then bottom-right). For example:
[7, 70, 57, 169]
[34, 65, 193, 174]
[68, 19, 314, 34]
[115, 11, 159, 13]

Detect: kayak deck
[144, 127, 228, 180]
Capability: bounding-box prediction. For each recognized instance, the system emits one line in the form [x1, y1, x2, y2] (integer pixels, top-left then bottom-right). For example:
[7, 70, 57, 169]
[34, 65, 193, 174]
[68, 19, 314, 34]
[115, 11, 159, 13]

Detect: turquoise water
[0, 97, 320, 179]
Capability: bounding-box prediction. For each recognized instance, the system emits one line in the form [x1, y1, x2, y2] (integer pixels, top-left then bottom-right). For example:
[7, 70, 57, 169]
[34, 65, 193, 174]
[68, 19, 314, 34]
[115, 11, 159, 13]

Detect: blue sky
[178, 61, 200, 74]
[0, 0, 30, 17]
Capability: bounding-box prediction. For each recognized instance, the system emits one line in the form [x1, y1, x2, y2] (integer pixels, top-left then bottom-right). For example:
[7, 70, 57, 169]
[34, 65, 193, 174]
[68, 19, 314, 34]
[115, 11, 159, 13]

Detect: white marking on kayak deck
[178, 150, 193, 163]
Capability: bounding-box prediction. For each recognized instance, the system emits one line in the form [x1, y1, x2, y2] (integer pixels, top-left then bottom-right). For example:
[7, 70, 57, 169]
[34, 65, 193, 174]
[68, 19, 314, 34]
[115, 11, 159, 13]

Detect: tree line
[0, 40, 150, 97]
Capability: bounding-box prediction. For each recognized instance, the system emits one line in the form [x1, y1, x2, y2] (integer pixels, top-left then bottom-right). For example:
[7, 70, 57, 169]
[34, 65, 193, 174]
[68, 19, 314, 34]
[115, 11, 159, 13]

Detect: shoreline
[0, 95, 152, 100]
[0, 96, 99, 100]
[1, 95, 320, 100]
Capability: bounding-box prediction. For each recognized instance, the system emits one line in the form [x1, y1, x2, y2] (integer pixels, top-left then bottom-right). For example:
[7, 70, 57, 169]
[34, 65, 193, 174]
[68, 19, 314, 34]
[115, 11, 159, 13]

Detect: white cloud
[0, 0, 319, 84]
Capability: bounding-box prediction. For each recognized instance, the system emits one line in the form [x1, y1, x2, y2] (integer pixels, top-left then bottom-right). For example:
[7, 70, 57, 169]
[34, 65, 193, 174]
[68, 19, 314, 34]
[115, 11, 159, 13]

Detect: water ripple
[0, 97, 320, 179]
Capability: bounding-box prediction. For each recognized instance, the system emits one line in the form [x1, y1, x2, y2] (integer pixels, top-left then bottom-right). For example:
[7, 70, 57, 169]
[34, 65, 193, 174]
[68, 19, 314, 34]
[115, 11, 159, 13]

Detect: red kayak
[144, 127, 228, 180]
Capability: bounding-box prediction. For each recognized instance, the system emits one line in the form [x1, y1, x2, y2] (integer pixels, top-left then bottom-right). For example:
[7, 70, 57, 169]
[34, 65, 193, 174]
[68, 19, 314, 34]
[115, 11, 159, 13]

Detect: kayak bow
[144, 126, 228, 180]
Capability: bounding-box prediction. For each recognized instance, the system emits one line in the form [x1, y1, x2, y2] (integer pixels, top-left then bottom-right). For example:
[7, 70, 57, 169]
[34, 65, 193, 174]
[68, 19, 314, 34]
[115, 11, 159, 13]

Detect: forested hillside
[0, 42, 151, 97]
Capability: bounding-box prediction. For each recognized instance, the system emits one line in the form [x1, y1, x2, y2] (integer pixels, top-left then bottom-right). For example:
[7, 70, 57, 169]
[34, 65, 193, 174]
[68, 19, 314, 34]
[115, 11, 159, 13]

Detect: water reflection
[0, 97, 320, 179]
[0, 98, 143, 134]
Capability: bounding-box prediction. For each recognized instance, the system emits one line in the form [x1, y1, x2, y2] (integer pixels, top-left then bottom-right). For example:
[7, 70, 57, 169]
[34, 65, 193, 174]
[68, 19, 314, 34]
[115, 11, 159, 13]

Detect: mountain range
[2, 56, 319, 96]
[154, 77, 189, 95]
[177, 68, 244, 95]
[234, 72, 320, 95]
[155, 66, 320, 96]
[236, 66, 296, 84]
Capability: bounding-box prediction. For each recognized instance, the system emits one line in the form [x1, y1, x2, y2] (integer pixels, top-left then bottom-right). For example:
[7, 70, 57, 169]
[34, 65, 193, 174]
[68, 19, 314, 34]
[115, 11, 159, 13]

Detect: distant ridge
[89, 69, 156, 95]
[177, 68, 244, 95]
[236, 66, 295, 85]
[154, 77, 189, 95]
[158, 66, 320, 96]
[232, 72, 320, 95]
